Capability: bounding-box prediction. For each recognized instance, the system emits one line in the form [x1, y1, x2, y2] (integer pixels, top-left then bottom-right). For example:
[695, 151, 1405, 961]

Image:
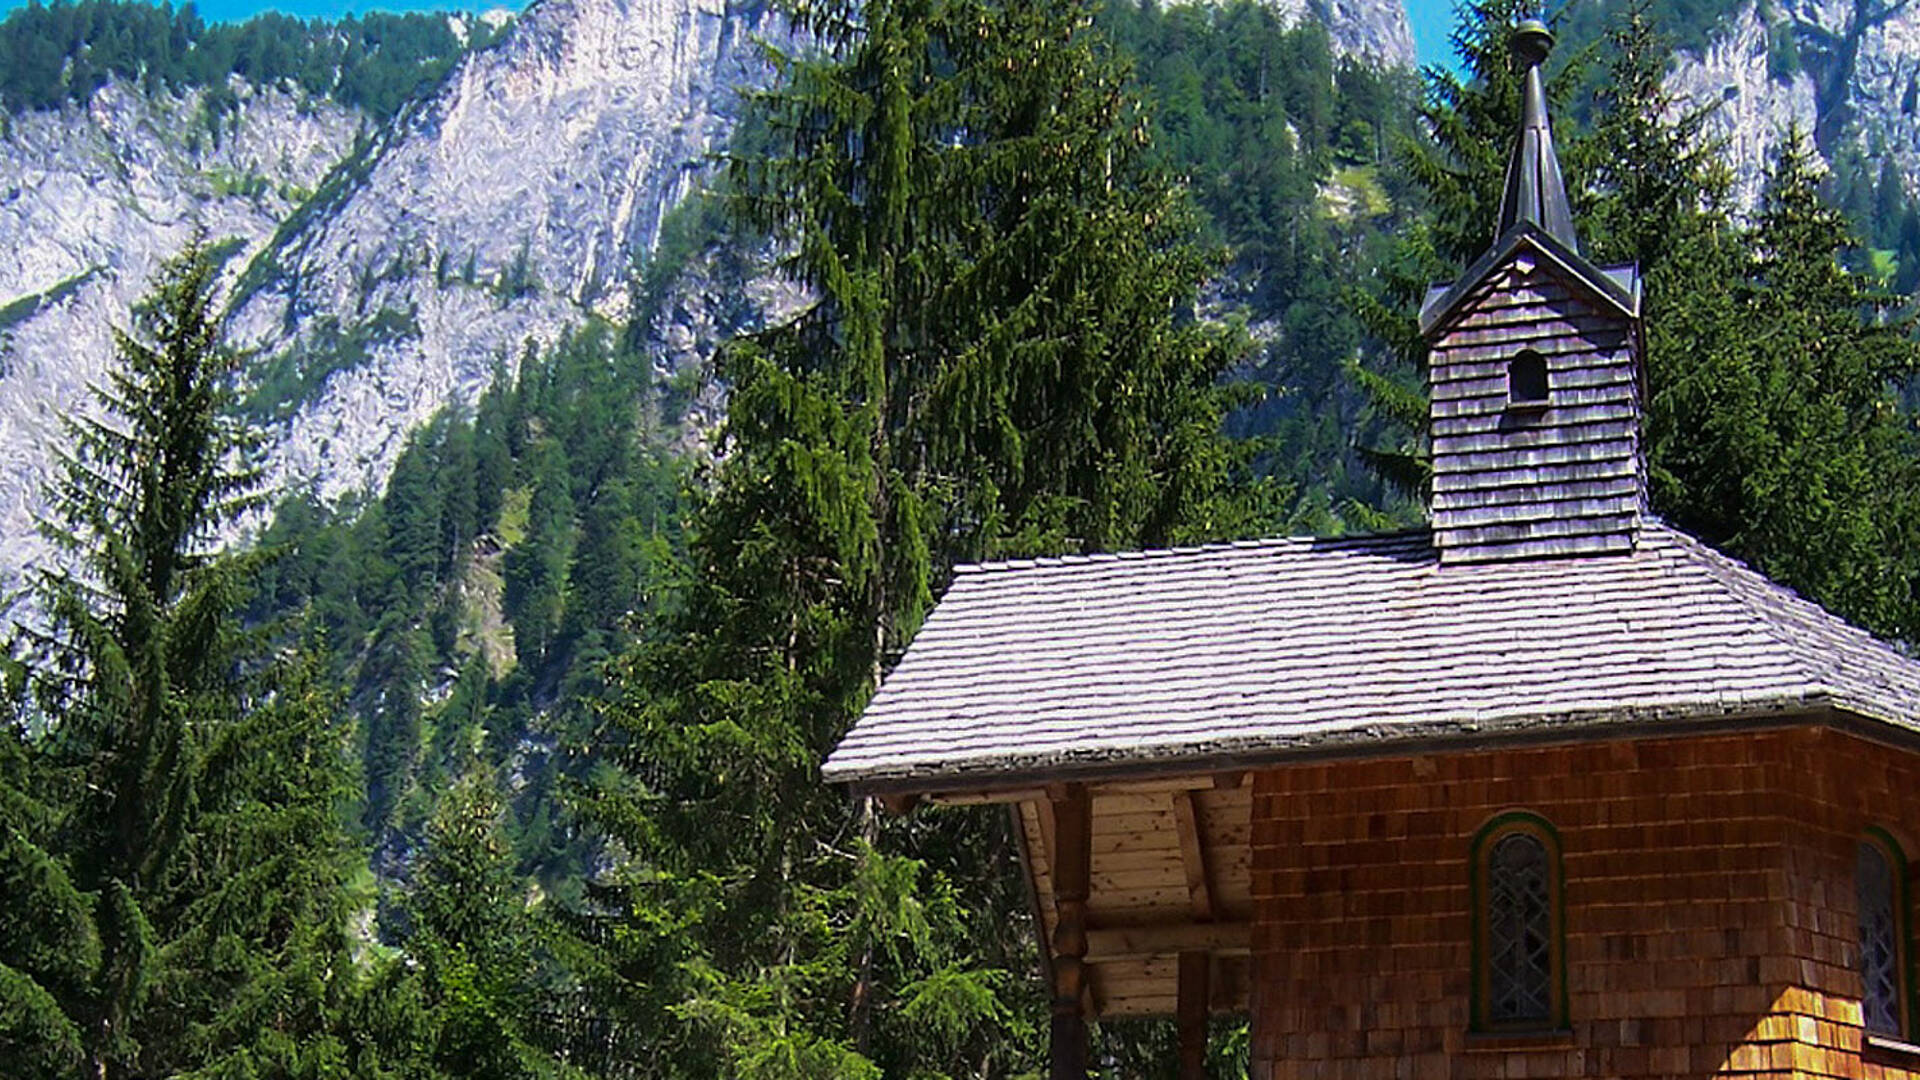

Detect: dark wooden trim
[1862, 826, 1916, 1039]
[1468, 811, 1567, 1034]
[847, 707, 1899, 801]
[1463, 1029, 1576, 1052]
[1177, 950, 1210, 1080]
[1865, 1033, 1920, 1070]
[1049, 784, 1091, 1080]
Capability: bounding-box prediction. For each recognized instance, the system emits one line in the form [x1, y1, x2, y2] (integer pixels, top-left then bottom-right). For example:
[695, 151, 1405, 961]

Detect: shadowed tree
[571, 0, 1269, 1073]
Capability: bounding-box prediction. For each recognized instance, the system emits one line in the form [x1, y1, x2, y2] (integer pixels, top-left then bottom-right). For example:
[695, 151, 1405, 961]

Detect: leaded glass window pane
[1488, 832, 1553, 1025]
[1859, 841, 1901, 1037]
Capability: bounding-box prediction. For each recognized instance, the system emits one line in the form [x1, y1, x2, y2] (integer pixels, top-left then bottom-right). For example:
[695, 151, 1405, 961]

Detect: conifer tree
[1652, 130, 1920, 638]
[1581, 0, 1732, 276]
[358, 770, 583, 1080]
[0, 240, 357, 1079]
[1348, 0, 1571, 500]
[575, 0, 1261, 1073]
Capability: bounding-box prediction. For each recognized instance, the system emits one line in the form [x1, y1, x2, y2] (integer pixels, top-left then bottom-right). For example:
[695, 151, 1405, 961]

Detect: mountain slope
[228, 0, 786, 510]
[0, 80, 361, 604]
[1657, 0, 1920, 216]
[0, 0, 1418, 618]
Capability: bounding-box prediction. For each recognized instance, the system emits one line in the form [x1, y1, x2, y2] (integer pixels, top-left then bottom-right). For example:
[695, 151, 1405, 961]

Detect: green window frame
[1859, 827, 1916, 1040]
[1470, 811, 1568, 1033]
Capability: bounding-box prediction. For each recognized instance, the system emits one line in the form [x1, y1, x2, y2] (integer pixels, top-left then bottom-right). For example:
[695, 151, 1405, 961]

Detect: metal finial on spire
[1495, 19, 1579, 252]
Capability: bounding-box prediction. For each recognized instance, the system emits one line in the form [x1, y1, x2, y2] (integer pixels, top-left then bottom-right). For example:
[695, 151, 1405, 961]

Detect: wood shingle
[821, 522, 1920, 793]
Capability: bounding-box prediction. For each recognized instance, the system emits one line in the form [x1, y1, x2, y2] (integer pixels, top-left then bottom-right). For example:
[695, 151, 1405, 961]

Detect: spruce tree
[358, 771, 583, 1080]
[1348, 0, 1574, 501]
[1653, 130, 1920, 638]
[574, 0, 1260, 1073]
[0, 240, 357, 1079]
[1582, 0, 1732, 276]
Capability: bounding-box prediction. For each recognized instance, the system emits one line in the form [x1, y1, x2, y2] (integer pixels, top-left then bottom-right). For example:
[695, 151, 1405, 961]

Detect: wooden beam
[925, 787, 1049, 807]
[876, 792, 920, 816]
[1177, 951, 1210, 1080]
[1036, 798, 1058, 873]
[1171, 790, 1214, 922]
[1049, 784, 1091, 1080]
[1084, 922, 1249, 963]
[1088, 775, 1220, 797]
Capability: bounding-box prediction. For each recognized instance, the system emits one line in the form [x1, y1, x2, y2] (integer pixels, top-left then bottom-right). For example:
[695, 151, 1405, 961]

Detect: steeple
[1416, 19, 1645, 565]
[1494, 20, 1578, 251]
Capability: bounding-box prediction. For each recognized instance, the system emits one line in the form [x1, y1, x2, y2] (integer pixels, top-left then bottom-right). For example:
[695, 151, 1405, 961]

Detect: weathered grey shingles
[821, 521, 1920, 787]
[1427, 259, 1644, 563]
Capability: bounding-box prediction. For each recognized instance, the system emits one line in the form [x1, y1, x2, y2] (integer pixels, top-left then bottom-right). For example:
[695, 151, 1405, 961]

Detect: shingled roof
[821, 520, 1920, 792]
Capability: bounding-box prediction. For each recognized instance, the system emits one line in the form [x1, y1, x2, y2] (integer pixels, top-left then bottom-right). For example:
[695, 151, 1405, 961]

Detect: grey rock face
[1265, 0, 1416, 68]
[229, 0, 784, 510]
[1666, 4, 1822, 207]
[0, 80, 360, 604]
[0, 0, 1415, 617]
[229, 0, 1411, 513]
[1666, 0, 1920, 208]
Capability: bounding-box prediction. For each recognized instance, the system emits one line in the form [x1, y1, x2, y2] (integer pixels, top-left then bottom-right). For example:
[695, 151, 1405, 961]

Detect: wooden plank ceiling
[1013, 777, 1251, 1019]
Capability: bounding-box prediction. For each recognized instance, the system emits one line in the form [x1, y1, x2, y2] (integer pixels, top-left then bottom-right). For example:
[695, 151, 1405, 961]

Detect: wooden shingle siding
[1431, 457, 1639, 494]
[1435, 497, 1638, 528]
[1433, 400, 1638, 436]
[1430, 362, 1634, 404]
[1248, 729, 1920, 1079]
[1429, 253, 1644, 564]
[1433, 476, 1640, 509]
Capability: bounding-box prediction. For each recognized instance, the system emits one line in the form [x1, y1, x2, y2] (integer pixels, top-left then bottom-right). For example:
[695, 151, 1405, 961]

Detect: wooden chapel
[824, 21, 1920, 1080]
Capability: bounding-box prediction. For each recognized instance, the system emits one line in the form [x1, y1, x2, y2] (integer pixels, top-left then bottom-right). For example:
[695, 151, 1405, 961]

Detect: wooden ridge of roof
[822, 520, 1920, 795]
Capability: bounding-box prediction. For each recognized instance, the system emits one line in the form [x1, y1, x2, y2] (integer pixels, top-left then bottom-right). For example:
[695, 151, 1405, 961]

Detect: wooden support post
[1049, 783, 1091, 1080]
[1177, 950, 1210, 1080]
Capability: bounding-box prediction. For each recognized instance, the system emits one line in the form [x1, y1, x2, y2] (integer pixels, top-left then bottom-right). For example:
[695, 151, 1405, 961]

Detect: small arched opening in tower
[1508, 349, 1549, 408]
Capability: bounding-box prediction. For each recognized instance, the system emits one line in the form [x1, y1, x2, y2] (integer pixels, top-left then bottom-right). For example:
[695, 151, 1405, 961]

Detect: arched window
[1472, 813, 1566, 1032]
[1859, 830, 1911, 1038]
[1509, 349, 1550, 407]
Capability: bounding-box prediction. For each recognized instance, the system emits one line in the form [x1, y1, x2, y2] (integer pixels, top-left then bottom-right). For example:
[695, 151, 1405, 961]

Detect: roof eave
[825, 700, 1920, 800]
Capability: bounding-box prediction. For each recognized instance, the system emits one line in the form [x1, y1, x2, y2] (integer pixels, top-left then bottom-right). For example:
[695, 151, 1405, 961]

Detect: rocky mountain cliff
[0, 79, 361, 603]
[227, 0, 785, 509]
[1275, 0, 1416, 66]
[0, 0, 1415, 610]
[1667, 0, 1920, 207]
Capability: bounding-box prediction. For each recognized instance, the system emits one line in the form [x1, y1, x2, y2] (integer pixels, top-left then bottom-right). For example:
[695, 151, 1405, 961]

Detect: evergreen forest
[6, 0, 1920, 1075]
[0, 0, 490, 122]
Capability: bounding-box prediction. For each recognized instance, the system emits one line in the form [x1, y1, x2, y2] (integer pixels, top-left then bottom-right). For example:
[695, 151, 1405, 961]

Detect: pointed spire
[1495, 19, 1579, 252]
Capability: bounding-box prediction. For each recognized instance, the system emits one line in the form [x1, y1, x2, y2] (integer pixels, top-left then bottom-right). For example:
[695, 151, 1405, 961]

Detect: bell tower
[1417, 21, 1645, 564]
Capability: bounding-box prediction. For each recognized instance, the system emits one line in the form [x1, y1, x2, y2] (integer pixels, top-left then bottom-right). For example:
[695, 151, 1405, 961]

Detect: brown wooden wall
[1247, 727, 1920, 1079]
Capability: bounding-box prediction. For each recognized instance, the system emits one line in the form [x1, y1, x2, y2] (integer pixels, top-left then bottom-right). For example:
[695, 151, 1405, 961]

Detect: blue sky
[1406, 0, 1463, 70]
[0, 0, 1464, 69]
[0, 0, 521, 24]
